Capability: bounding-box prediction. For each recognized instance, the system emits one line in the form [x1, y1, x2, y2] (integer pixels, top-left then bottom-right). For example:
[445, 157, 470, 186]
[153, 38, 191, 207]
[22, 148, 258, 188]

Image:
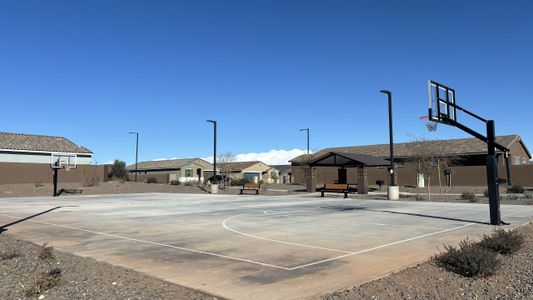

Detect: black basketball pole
[53, 168, 59, 197]
[486, 120, 501, 225]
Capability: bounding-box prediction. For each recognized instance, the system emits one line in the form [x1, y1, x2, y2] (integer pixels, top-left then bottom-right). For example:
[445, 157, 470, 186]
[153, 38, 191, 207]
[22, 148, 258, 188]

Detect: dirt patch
[0, 181, 307, 198]
[323, 222, 533, 300]
[0, 233, 222, 299]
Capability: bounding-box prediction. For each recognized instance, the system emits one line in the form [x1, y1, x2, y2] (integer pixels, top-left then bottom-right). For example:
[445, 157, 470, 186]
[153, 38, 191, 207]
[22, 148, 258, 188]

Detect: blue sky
[1, 1, 532, 164]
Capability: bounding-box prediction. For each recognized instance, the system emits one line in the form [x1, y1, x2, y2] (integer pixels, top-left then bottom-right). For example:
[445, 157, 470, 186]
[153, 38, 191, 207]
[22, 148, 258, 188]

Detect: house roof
[310, 152, 392, 167]
[217, 161, 264, 172]
[291, 135, 530, 163]
[0, 132, 92, 154]
[127, 158, 211, 171]
[271, 165, 291, 173]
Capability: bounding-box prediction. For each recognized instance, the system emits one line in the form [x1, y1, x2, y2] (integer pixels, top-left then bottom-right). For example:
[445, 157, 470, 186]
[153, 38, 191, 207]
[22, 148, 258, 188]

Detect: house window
[513, 156, 522, 165]
[185, 168, 193, 177]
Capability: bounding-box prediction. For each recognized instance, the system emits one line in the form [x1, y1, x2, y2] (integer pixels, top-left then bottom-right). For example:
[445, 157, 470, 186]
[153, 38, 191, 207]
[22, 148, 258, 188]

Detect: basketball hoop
[62, 164, 71, 171]
[420, 116, 438, 132]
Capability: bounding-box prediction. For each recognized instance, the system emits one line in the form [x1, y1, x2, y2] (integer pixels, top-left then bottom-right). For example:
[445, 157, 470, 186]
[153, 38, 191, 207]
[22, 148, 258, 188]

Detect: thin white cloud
[204, 149, 310, 165]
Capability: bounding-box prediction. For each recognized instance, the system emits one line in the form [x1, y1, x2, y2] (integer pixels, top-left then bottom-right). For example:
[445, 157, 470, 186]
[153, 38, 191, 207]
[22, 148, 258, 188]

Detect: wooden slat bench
[240, 182, 260, 195]
[59, 188, 83, 195]
[321, 183, 349, 198]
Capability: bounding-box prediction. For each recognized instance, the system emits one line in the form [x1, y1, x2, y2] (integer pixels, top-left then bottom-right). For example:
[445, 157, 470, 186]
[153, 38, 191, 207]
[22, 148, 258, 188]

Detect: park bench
[59, 188, 83, 195]
[240, 182, 260, 195]
[321, 183, 350, 198]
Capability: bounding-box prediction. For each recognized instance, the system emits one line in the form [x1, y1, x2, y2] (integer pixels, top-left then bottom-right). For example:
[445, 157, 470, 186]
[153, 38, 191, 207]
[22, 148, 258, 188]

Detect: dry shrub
[460, 192, 477, 202]
[25, 268, 62, 296]
[38, 242, 55, 261]
[0, 252, 19, 260]
[434, 238, 500, 278]
[479, 228, 524, 255]
[146, 177, 157, 184]
[507, 185, 525, 194]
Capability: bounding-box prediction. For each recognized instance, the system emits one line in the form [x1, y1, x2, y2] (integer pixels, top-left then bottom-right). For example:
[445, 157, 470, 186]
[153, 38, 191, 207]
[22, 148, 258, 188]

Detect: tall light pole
[380, 90, 399, 200]
[128, 132, 139, 182]
[299, 128, 310, 154]
[206, 120, 217, 185]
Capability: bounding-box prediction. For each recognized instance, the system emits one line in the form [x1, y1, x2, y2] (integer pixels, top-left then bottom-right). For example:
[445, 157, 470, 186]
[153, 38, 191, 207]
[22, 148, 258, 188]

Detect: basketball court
[1, 193, 532, 299]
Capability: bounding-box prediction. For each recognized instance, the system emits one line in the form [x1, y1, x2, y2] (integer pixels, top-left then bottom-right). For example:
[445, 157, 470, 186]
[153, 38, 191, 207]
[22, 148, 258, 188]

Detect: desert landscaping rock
[324, 222, 533, 300]
[0, 234, 222, 299]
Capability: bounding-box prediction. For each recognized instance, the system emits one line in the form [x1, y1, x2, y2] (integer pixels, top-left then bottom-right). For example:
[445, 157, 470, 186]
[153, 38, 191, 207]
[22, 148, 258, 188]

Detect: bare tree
[407, 136, 441, 200]
[407, 135, 465, 200]
[217, 152, 235, 187]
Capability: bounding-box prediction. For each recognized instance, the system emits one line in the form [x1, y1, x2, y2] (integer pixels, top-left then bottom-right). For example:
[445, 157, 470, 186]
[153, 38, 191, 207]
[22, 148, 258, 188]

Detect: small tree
[407, 135, 464, 200]
[110, 160, 129, 181]
[407, 136, 442, 200]
[218, 152, 235, 187]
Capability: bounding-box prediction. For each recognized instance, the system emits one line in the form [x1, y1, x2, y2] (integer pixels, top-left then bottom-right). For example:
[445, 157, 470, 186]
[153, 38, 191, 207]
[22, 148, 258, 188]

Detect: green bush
[460, 192, 477, 202]
[483, 190, 489, 197]
[145, 177, 157, 184]
[110, 160, 129, 180]
[169, 180, 180, 185]
[479, 228, 524, 255]
[524, 191, 533, 199]
[507, 185, 524, 194]
[434, 239, 500, 277]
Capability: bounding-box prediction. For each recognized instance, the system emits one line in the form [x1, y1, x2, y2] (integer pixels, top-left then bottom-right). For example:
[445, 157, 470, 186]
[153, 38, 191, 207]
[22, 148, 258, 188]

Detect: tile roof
[127, 158, 210, 171]
[217, 161, 263, 172]
[291, 135, 527, 163]
[0, 132, 92, 154]
[271, 165, 291, 173]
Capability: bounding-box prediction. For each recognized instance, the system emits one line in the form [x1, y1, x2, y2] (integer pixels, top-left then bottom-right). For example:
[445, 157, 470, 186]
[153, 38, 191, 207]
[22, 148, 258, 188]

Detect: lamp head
[380, 90, 391, 94]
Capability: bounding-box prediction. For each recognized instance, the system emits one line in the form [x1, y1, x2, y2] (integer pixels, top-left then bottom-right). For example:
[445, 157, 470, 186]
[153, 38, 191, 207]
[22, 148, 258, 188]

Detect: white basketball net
[421, 117, 438, 132]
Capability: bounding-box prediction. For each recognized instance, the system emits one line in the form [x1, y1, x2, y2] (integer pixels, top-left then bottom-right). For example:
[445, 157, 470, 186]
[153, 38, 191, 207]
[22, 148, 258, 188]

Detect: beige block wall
[0, 163, 109, 185]
[292, 164, 533, 187]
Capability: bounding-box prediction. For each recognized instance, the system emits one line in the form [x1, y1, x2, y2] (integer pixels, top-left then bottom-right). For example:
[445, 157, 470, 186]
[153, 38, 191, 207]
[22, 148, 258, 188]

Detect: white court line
[288, 222, 475, 270]
[0, 213, 291, 271]
[0, 210, 487, 271]
[222, 214, 353, 254]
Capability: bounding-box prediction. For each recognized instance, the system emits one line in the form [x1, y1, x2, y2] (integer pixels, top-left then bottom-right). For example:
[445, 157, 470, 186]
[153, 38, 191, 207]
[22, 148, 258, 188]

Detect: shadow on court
[0, 206, 61, 233]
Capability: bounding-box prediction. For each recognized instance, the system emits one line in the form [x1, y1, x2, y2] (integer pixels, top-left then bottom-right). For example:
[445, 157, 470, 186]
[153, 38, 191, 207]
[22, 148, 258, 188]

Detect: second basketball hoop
[420, 116, 438, 132]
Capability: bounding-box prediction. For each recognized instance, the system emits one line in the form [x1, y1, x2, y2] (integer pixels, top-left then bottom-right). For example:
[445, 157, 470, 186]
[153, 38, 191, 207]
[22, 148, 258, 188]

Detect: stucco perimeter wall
[129, 173, 170, 184]
[292, 164, 533, 187]
[0, 163, 109, 185]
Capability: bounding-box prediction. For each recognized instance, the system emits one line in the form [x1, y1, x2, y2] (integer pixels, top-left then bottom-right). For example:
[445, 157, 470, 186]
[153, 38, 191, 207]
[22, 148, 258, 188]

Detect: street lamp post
[380, 90, 399, 200]
[299, 128, 310, 154]
[206, 120, 218, 192]
[128, 131, 139, 182]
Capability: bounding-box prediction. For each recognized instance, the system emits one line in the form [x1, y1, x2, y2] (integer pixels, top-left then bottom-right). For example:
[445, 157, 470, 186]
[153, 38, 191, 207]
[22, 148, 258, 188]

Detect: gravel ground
[324, 222, 533, 300]
[0, 234, 222, 300]
[0, 182, 307, 198]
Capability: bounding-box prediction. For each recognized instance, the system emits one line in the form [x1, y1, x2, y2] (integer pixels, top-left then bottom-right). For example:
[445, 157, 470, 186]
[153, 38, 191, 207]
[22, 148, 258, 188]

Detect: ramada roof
[291, 135, 530, 163]
[127, 158, 210, 171]
[0, 132, 92, 154]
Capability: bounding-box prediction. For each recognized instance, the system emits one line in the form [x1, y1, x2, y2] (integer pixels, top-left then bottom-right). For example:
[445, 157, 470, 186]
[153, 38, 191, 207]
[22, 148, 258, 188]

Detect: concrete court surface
[1, 193, 532, 300]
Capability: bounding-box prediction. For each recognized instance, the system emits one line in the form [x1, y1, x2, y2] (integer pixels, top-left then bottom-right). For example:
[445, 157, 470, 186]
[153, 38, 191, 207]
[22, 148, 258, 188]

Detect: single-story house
[0, 131, 107, 185]
[127, 158, 215, 184]
[217, 161, 277, 183]
[271, 165, 292, 184]
[290, 135, 532, 187]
